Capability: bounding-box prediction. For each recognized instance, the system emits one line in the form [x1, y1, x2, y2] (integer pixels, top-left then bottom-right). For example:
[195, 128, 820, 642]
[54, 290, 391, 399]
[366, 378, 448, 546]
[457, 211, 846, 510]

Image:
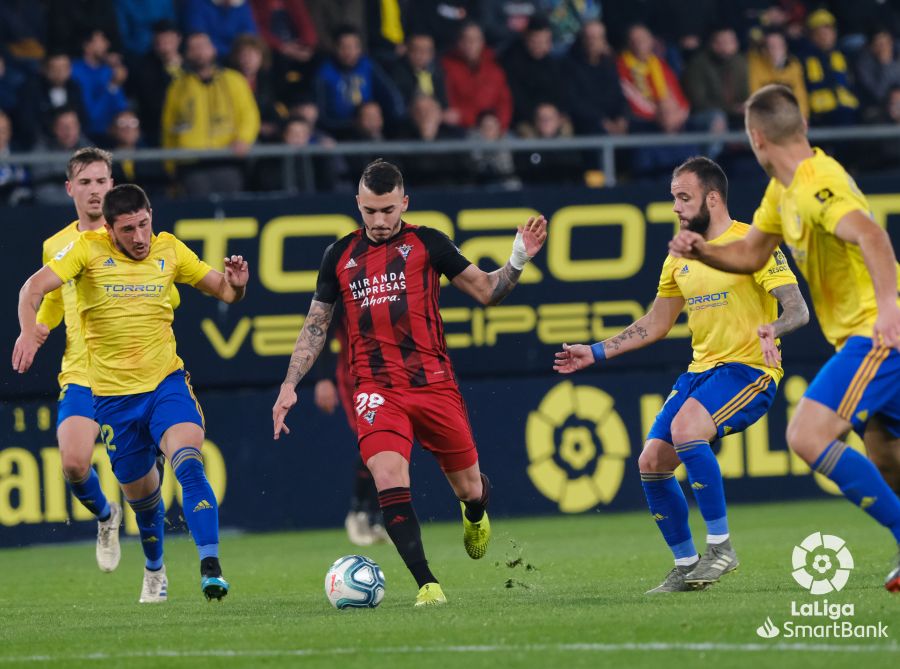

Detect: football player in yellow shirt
[670, 84, 900, 592]
[34, 148, 124, 572]
[14, 184, 249, 603]
[555, 157, 809, 593]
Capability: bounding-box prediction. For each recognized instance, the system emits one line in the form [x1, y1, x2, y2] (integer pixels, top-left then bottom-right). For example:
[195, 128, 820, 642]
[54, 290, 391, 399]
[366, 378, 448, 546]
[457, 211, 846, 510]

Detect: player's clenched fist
[669, 230, 706, 259]
[272, 383, 298, 440]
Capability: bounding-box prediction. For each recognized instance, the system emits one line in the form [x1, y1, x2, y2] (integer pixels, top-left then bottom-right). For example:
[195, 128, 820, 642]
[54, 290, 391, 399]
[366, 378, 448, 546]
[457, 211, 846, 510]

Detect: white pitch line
[1, 641, 897, 663]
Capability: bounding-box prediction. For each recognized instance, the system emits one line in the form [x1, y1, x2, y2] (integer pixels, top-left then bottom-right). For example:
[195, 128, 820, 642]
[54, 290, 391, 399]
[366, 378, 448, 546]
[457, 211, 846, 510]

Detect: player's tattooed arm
[486, 262, 523, 305]
[600, 296, 684, 359]
[769, 284, 810, 338]
[283, 300, 335, 387]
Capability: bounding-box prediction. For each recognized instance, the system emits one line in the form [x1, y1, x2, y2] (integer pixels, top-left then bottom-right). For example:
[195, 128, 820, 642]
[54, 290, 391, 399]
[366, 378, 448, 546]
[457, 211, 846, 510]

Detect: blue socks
[641, 472, 697, 563]
[69, 467, 111, 521]
[675, 439, 730, 541]
[814, 440, 900, 543]
[172, 447, 219, 560]
[127, 486, 165, 570]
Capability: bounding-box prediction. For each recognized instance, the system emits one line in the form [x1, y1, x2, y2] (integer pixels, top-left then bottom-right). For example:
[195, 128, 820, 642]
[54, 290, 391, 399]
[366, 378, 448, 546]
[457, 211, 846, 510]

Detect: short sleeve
[752, 179, 784, 235]
[801, 176, 870, 234]
[173, 237, 214, 286]
[47, 236, 89, 283]
[312, 242, 341, 304]
[656, 255, 682, 298]
[752, 246, 799, 292]
[418, 227, 471, 279]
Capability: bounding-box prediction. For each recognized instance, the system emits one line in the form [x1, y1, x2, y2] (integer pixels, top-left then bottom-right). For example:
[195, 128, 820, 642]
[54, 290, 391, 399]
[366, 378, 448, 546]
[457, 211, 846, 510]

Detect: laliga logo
[791, 532, 854, 595]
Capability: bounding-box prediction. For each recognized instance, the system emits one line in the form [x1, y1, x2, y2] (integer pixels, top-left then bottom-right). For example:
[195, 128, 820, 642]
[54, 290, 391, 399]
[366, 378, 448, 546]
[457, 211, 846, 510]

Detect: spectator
[31, 107, 92, 205]
[0, 54, 30, 120]
[748, 28, 809, 119]
[70, 30, 129, 142]
[108, 110, 169, 195]
[116, 0, 177, 57]
[231, 34, 285, 142]
[46, 0, 122, 56]
[682, 26, 748, 128]
[515, 101, 584, 186]
[406, 0, 481, 53]
[0, 0, 47, 63]
[502, 15, 567, 128]
[856, 29, 900, 122]
[564, 20, 628, 136]
[390, 34, 450, 112]
[182, 0, 259, 58]
[397, 95, 466, 188]
[604, 0, 716, 57]
[876, 87, 900, 169]
[252, 115, 347, 193]
[442, 22, 513, 131]
[0, 110, 30, 205]
[19, 52, 88, 148]
[307, 0, 365, 53]
[251, 0, 317, 62]
[617, 24, 690, 131]
[130, 20, 183, 147]
[348, 100, 387, 141]
[480, 0, 539, 51]
[314, 26, 405, 135]
[540, 0, 601, 53]
[468, 109, 521, 190]
[798, 8, 859, 126]
[827, 0, 900, 54]
[161, 32, 261, 196]
[365, 0, 412, 66]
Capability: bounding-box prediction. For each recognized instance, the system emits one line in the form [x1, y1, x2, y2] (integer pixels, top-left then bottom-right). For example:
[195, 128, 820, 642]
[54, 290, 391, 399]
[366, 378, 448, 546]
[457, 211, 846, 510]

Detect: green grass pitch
[0, 499, 897, 668]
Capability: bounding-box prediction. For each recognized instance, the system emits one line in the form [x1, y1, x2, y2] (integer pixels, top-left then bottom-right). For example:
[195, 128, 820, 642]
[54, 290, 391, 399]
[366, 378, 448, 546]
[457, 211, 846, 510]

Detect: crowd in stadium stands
[2, 1, 900, 202]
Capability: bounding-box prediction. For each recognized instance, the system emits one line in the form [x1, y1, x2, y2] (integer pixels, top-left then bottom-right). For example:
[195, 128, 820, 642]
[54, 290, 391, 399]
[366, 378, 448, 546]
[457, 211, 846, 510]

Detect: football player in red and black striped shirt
[273, 159, 547, 606]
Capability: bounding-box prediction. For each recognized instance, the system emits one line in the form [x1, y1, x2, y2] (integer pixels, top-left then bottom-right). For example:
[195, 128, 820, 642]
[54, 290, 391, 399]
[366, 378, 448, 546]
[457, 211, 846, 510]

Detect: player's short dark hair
[103, 184, 151, 225]
[360, 159, 403, 195]
[673, 156, 729, 203]
[746, 84, 804, 143]
[66, 147, 112, 181]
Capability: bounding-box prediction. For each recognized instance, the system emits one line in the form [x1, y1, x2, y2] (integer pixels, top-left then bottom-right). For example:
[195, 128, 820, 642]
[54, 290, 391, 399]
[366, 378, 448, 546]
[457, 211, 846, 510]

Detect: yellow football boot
[461, 502, 491, 559]
[414, 582, 447, 607]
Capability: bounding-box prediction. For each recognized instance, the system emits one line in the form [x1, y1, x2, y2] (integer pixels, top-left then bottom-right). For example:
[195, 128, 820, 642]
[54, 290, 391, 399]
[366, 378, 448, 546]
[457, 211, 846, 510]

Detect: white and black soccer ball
[324, 555, 385, 609]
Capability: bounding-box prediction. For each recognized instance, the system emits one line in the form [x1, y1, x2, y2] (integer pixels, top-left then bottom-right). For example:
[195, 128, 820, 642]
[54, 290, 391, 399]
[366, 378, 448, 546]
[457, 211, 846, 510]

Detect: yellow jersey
[47, 231, 211, 396]
[658, 221, 798, 382]
[36, 221, 91, 388]
[752, 147, 898, 349]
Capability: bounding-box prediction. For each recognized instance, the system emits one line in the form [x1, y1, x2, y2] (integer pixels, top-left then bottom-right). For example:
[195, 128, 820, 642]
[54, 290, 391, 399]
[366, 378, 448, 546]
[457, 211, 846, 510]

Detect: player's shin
[676, 440, 730, 543]
[813, 440, 900, 543]
[640, 472, 697, 564]
[126, 486, 165, 570]
[68, 467, 111, 520]
[378, 487, 437, 587]
[171, 447, 220, 568]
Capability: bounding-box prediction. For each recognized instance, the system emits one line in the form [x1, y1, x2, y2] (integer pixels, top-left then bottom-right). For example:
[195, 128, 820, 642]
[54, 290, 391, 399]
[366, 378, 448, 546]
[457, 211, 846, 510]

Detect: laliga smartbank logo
[754, 532, 889, 640]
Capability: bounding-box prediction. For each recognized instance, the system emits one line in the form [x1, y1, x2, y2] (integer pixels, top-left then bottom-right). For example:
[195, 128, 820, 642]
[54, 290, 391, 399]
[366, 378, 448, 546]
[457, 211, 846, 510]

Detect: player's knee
[638, 444, 665, 472]
[61, 459, 91, 482]
[785, 420, 816, 462]
[669, 416, 700, 447]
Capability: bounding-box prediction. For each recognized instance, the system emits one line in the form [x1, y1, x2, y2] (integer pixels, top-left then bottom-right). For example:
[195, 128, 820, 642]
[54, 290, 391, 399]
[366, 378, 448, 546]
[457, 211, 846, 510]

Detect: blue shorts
[805, 336, 900, 438]
[648, 363, 777, 444]
[93, 370, 205, 484]
[57, 383, 95, 428]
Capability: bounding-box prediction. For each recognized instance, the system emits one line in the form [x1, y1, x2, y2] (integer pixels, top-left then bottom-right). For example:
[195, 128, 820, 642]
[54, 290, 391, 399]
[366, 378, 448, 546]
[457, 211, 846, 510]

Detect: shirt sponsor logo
[102, 283, 166, 297]
[686, 291, 729, 310]
[349, 271, 407, 308]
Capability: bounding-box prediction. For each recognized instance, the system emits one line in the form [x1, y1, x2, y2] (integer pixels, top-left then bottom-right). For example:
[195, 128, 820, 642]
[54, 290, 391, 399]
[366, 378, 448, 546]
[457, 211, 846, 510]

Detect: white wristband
[509, 231, 531, 271]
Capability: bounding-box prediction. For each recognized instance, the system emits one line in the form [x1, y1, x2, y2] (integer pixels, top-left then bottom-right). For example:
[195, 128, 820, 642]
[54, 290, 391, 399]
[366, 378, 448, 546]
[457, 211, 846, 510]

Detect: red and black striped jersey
[314, 223, 472, 388]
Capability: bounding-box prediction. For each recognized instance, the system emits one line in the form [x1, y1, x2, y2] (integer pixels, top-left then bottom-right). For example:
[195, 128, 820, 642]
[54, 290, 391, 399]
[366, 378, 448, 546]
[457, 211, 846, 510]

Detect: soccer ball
[324, 555, 385, 609]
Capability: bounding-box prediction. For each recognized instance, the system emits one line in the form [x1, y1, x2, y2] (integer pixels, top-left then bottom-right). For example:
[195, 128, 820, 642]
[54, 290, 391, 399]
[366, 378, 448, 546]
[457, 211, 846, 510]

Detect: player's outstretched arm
[553, 296, 684, 373]
[669, 226, 781, 274]
[195, 255, 250, 304]
[757, 284, 810, 367]
[273, 299, 335, 440]
[834, 211, 900, 349]
[13, 266, 64, 373]
[451, 215, 548, 305]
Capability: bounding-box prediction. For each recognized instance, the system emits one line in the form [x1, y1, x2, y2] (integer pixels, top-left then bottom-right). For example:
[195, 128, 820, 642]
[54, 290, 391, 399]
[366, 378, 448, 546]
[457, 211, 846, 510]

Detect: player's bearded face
[108, 210, 153, 260]
[685, 198, 711, 235]
[357, 186, 408, 242]
[66, 161, 112, 222]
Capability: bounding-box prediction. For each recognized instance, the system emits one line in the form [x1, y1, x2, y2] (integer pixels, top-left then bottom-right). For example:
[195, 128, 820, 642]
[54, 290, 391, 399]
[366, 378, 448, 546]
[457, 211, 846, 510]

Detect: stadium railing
[8, 124, 900, 191]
